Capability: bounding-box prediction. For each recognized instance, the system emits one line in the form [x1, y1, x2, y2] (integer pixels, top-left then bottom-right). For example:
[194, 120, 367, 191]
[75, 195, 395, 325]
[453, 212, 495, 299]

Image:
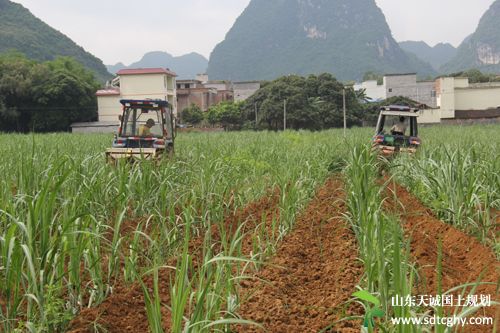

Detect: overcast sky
[11, 0, 495, 65]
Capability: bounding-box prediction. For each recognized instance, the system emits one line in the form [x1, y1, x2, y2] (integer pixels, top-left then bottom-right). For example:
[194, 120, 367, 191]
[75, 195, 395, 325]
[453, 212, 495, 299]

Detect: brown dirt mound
[67, 190, 281, 333]
[385, 180, 500, 332]
[189, 188, 281, 260]
[235, 177, 363, 333]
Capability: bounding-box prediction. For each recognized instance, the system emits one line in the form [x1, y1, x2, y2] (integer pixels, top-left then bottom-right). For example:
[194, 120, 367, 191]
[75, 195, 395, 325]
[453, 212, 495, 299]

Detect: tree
[0, 54, 99, 132]
[0, 52, 36, 131]
[449, 69, 500, 83]
[243, 73, 364, 130]
[355, 88, 370, 103]
[30, 57, 99, 131]
[181, 104, 204, 125]
[206, 101, 245, 130]
[363, 71, 384, 85]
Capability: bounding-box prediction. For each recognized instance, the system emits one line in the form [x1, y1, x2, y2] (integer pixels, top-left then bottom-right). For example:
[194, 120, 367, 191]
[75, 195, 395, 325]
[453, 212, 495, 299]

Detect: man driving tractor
[390, 116, 407, 135]
[139, 119, 155, 137]
[372, 106, 421, 156]
[106, 100, 175, 163]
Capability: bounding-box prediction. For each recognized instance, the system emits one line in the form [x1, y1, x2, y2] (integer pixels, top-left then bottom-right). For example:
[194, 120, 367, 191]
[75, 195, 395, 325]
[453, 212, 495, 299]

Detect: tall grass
[345, 124, 500, 332]
[392, 125, 500, 256]
[344, 145, 428, 332]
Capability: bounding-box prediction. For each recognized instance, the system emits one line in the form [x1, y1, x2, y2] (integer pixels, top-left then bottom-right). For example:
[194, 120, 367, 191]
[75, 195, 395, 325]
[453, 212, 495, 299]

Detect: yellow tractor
[106, 99, 175, 163]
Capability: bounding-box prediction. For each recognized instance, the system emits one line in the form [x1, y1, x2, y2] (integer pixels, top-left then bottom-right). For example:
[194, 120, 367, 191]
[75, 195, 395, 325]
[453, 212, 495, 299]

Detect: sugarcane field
[2, 0, 500, 332]
[0, 124, 498, 332]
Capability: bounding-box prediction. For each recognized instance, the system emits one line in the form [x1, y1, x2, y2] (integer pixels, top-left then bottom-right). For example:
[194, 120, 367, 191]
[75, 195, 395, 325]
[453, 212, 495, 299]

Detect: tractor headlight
[153, 139, 165, 149]
[112, 138, 127, 148]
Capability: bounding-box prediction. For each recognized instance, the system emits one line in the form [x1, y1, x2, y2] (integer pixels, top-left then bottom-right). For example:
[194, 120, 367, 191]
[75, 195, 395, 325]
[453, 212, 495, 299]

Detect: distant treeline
[0, 53, 99, 132]
[182, 73, 423, 131]
[183, 74, 367, 131]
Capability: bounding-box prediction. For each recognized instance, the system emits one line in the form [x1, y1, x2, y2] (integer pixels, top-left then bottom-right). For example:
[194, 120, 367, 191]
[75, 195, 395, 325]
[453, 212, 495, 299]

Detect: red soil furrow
[385, 181, 500, 332]
[67, 191, 281, 333]
[235, 177, 363, 333]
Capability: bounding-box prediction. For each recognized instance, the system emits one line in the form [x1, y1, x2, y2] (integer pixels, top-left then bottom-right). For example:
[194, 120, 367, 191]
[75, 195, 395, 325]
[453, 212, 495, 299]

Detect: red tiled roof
[96, 88, 120, 96]
[117, 68, 177, 76]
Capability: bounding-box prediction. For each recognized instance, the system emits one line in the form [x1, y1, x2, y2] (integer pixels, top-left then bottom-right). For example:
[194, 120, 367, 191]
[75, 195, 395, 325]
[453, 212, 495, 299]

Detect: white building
[353, 80, 385, 102]
[420, 77, 500, 124]
[355, 73, 437, 108]
[233, 81, 261, 102]
[72, 68, 177, 133]
[95, 88, 121, 123]
[356, 74, 500, 124]
[384, 74, 437, 108]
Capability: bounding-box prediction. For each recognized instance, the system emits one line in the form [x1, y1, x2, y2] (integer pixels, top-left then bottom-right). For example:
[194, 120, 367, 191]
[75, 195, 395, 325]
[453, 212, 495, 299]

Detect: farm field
[0, 125, 499, 332]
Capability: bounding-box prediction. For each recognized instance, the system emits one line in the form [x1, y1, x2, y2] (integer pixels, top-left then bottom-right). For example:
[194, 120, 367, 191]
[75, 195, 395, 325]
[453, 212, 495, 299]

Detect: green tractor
[372, 105, 421, 156]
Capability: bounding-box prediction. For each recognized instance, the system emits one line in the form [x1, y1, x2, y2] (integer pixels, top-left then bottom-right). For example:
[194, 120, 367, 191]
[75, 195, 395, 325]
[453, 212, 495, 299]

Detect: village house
[233, 81, 262, 102]
[354, 73, 437, 107]
[176, 74, 260, 117]
[71, 68, 177, 133]
[72, 70, 262, 132]
[176, 79, 218, 112]
[419, 77, 500, 124]
[356, 73, 500, 124]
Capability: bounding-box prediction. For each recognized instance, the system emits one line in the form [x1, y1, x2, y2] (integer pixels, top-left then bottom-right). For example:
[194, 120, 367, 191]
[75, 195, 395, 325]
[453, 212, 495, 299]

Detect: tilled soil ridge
[235, 177, 363, 332]
[385, 181, 499, 332]
[67, 190, 281, 333]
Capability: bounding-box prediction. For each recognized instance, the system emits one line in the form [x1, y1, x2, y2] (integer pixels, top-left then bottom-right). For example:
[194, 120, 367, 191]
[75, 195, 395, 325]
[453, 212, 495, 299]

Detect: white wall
[118, 73, 177, 115]
[97, 95, 122, 122]
[455, 87, 500, 110]
[436, 77, 456, 119]
[437, 77, 500, 118]
[355, 80, 386, 101]
[72, 125, 117, 133]
[418, 109, 442, 124]
[234, 82, 261, 101]
[120, 74, 174, 100]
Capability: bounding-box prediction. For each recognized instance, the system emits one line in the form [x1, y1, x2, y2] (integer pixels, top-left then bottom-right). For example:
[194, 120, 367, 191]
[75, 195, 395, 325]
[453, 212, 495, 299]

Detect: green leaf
[202, 318, 264, 330]
[370, 307, 385, 318]
[352, 290, 380, 306]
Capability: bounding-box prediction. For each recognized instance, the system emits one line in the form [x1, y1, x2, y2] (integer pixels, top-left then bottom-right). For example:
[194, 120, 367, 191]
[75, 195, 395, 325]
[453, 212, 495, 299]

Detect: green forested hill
[0, 0, 111, 82]
[441, 0, 500, 74]
[207, 0, 436, 81]
[399, 41, 457, 70]
[107, 51, 208, 79]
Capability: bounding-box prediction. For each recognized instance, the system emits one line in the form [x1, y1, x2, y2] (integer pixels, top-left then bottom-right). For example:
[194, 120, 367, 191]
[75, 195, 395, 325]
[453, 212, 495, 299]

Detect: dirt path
[385, 181, 500, 332]
[235, 177, 363, 333]
[67, 190, 281, 333]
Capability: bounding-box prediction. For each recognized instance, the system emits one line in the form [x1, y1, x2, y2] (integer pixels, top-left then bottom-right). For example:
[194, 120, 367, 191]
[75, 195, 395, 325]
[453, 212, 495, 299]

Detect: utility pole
[284, 99, 287, 131]
[254, 103, 258, 129]
[343, 88, 347, 137]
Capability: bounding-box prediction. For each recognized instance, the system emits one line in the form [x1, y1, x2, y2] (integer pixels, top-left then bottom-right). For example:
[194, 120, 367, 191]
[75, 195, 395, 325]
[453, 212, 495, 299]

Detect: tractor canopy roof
[120, 99, 169, 108]
[380, 105, 419, 117]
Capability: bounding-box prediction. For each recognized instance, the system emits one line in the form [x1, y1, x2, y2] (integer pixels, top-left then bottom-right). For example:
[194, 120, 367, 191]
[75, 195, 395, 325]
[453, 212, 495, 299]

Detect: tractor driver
[139, 119, 155, 137]
[391, 116, 407, 136]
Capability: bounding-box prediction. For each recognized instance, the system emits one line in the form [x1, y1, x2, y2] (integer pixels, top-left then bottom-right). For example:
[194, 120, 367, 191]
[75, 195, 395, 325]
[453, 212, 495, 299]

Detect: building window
[185, 84, 191, 89]
[177, 84, 181, 89]
[388, 88, 393, 93]
[431, 90, 436, 97]
[164, 76, 167, 88]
